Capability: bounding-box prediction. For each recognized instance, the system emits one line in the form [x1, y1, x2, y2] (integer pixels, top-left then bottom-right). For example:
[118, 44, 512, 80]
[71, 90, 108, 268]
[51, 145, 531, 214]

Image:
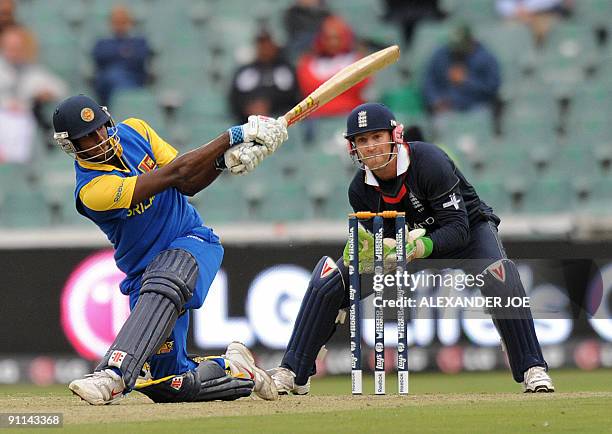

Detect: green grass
[1, 369, 611, 434]
[111, 398, 608, 434]
[310, 368, 612, 395]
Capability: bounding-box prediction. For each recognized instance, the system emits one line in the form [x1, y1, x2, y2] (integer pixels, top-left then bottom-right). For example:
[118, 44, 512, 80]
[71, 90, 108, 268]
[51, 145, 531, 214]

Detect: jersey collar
[364, 143, 410, 187]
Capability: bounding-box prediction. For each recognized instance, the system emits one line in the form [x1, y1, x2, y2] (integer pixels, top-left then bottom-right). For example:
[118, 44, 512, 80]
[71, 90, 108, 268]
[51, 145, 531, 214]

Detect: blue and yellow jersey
[74, 118, 204, 291]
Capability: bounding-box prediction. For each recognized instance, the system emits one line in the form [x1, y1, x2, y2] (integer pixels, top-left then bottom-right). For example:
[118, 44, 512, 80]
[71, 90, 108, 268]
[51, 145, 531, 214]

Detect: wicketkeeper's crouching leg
[479, 259, 554, 392]
[271, 256, 350, 394]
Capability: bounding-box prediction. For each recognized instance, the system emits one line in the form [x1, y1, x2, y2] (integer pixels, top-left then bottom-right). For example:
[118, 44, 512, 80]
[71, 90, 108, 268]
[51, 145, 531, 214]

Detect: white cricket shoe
[267, 367, 310, 395]
[225, 342, 278, 401]
[523, 366, 555, 393]
[69, 369, 126, 405]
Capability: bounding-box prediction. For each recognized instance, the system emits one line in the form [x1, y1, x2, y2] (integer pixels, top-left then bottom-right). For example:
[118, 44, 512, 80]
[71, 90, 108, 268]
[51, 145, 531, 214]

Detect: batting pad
[482, 259, 547, 382]
[96, 249, 199, 388]
[282, 256, 347, 386]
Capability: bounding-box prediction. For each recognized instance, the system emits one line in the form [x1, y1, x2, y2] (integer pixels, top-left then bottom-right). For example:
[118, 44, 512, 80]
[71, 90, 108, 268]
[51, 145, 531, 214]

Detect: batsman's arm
[131, 131, 231, 203]
[130, 115, 288, 203]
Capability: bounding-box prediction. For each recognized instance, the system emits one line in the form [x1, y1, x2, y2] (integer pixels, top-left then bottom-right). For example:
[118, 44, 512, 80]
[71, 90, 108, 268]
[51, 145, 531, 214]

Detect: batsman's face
[353, 130, 394, 170]
[75, 126, 112, 161]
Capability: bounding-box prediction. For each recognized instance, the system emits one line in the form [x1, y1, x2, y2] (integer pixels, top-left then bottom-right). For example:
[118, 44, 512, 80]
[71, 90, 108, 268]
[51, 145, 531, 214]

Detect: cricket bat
[283, 45, 401, 126]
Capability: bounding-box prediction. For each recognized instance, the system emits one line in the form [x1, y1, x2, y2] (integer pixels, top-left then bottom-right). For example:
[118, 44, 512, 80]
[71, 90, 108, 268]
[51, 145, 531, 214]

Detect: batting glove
[224, 142, 268, 175]
[228, 115, 288, 154]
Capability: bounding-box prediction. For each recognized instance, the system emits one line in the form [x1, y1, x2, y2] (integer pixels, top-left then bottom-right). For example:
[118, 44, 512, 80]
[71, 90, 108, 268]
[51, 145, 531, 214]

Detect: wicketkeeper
[268, 102, 554, 394]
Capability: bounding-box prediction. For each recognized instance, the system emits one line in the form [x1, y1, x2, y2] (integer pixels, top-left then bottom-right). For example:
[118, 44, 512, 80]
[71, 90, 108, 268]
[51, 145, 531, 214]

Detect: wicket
[348, 211, 408, 395]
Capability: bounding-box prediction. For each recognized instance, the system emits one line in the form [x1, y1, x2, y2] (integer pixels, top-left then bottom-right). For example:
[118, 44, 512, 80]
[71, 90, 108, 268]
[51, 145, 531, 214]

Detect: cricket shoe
[69, 369, 126, 405]
[225, 341, 278, 401]
[523, 366, 555, 393]
[267, 367, 310, 395]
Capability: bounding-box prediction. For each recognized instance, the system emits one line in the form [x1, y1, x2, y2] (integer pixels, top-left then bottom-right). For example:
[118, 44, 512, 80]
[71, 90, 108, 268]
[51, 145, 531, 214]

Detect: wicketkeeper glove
[342, 226, 396, 274]
[405, 228, 433, 262]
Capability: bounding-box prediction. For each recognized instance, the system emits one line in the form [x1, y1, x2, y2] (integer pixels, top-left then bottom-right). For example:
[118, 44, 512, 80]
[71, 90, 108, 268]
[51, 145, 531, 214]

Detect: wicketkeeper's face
[353, 130, 395, 171]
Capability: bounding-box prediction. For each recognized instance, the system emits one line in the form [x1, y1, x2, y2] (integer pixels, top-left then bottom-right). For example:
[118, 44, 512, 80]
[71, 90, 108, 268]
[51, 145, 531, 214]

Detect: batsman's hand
[241, 115, 288, 154]
[224, 142, 268, 175]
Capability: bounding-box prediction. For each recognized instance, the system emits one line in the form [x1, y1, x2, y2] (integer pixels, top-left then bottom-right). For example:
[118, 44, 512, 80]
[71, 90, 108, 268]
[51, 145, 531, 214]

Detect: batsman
[52, 94, 287, 404]
[269, 102, 554, 394]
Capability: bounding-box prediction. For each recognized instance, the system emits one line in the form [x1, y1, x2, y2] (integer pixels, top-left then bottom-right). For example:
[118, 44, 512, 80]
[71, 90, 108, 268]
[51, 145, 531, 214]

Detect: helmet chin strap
[75, 131, 121, 164]
[353, 141, 398, 172]
[72, 116, 121, 164]
[363, 152, 398, 172]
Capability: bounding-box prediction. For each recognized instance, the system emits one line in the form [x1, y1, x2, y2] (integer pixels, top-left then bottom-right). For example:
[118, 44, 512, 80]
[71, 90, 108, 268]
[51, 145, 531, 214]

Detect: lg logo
[61, 252, 311, 358]
[194, 265, 311, 349]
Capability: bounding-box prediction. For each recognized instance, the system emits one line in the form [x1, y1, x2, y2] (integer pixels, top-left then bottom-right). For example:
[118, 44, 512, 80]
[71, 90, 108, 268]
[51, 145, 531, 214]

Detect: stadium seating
[0, 164, 50, 227]
[2, 0, 609, 229]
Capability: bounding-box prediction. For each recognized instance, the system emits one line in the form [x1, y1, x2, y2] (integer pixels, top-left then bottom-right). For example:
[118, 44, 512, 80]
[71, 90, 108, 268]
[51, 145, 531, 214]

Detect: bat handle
[284, 113, 296, 127]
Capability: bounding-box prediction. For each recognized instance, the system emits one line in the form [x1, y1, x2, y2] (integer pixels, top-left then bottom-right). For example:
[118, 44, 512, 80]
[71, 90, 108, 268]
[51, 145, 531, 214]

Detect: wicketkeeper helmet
[344, 102, 404, 170]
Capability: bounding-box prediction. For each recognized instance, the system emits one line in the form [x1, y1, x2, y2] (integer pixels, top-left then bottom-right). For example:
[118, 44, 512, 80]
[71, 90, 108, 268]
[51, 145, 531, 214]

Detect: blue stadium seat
[537, 24, 597, 95]
[477, 23, 536, 94]
[111, 88, 165, 132]
[573, 174, 612, 214]
[410, 22, 453, 80]
[327, 0, 385, 36]
[434, 110, 494, 149]
[473, 178, 507, 213]
[443, 0, 497, 23]
[523, 176, 571, 214]
[0, 185, 51, 228]
[573, 0, 612, 27]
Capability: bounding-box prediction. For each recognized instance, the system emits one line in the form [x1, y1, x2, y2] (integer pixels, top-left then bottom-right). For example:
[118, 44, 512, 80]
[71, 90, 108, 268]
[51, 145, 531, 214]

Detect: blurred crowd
[0, 0, 602, 165]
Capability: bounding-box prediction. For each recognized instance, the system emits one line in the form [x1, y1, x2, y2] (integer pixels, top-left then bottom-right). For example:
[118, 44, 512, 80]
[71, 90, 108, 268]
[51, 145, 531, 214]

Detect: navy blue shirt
[348, 141, 498, 257]
[92, 35, 151, 85]
[422, 42, 500, 111]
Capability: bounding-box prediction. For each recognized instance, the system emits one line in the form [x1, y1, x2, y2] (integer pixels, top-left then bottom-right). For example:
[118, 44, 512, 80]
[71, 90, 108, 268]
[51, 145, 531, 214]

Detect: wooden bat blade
[284, 45, 400, 126]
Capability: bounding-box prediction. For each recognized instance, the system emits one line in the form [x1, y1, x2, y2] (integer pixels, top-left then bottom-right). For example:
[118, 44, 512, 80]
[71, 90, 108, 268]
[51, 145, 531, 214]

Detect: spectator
[422, 25, 500, 115]
[283, 0, 330, 61]
[0, 26, 67, 163]
[229, 30, 300, 123]
[382, 0, 447, 47]
[296, 15, 370, 119]
[496, 0, 573, 47]
[92, 4, 152, 106]
[0, 0, 17, 36]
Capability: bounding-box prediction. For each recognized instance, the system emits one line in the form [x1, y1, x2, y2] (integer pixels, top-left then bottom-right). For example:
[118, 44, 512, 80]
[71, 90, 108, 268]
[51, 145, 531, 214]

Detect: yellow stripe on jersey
[123, 118, 178, 167]
[79, 174, 137, 211]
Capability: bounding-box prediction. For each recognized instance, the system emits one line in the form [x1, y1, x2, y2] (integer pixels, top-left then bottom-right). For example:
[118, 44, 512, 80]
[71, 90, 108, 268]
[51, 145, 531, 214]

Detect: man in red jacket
[296, 15, 370, 118]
